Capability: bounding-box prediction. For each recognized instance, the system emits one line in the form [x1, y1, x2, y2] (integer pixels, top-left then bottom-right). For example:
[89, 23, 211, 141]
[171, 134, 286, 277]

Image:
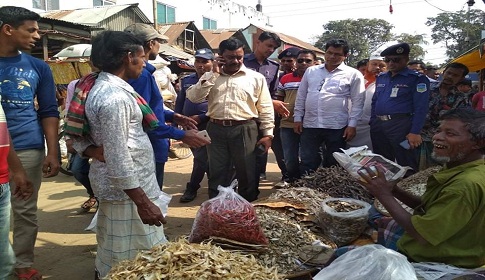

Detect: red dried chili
[188, 181, 268, 245]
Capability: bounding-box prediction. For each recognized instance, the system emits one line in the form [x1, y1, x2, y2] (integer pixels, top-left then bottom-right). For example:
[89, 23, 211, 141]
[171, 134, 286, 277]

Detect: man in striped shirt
[276, 50, 316, 183]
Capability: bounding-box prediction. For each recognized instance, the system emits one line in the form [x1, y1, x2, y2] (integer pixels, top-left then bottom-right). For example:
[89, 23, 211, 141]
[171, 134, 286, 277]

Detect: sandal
[81, 197, 98, 211]
[16, 268, 42, 280]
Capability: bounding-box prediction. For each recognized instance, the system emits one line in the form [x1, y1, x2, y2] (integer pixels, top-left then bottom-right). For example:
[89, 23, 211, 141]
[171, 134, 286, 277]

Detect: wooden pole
[42, 35, 48, 61]
[153, 0, 158, 30]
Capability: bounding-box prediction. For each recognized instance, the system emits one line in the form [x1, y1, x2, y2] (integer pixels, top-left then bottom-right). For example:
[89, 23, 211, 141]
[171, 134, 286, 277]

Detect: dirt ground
[14, 152, 281, 279]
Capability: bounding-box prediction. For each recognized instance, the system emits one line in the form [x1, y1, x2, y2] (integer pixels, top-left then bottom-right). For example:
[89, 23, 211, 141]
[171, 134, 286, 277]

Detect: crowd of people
[0, 5, 484, 279]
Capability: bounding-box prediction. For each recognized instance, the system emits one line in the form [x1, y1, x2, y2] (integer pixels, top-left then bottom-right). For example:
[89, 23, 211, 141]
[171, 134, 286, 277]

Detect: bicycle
[162, 90, 193, 160]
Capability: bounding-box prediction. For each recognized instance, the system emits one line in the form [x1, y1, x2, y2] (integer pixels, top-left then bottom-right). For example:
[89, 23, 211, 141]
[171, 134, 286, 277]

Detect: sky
[250, 0, 485, 65]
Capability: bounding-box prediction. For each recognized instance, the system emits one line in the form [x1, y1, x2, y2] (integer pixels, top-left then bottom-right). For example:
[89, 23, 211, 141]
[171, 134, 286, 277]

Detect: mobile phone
[197, 130, 211, 142]
[399, 139, 411, 150]
[255, 143, 266, 155]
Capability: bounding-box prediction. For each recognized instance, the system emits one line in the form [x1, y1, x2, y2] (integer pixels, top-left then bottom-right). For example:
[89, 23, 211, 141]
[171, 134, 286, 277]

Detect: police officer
[176, 48, 214, 202]
[278, 47, 300, 79]
[370, 43, 430, 175]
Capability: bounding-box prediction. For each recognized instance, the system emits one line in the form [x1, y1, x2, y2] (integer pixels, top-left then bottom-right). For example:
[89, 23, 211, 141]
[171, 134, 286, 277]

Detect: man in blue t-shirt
[0, 6, 60, 279]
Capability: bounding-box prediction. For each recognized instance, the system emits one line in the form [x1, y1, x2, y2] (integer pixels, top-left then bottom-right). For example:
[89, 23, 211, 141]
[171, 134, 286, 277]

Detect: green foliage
[426, 9, 485, 59]
[314, 18, 394, 67]
[393, 33, 426, 60]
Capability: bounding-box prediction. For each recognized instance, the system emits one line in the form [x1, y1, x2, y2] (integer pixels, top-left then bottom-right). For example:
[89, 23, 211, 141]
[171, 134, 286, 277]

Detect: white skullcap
[369, 53, 383, 61]
[369, 40, 400, 61]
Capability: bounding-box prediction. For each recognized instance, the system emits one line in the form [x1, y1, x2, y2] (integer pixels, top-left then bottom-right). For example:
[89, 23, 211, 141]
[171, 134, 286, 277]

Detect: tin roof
[199, 29, 241, 49]
[158, 22, 192, 46]
[40, 4, 150, 27]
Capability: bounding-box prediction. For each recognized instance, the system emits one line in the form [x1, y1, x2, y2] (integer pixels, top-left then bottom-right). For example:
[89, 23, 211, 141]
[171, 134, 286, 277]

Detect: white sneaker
[273, 180, 289, 189]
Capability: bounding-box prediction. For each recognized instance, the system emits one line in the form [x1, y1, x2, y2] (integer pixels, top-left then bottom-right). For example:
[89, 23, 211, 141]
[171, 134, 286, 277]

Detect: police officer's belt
[376, 113, 412, 121]
[210, 118, 254, 126]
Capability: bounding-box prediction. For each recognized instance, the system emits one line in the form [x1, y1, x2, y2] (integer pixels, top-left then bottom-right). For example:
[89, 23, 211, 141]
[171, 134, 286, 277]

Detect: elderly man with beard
[357, 108, 485, 268]
[348, 52, 387, 150]
[419, 63, 470, 170]
[187, 38, 274, 202]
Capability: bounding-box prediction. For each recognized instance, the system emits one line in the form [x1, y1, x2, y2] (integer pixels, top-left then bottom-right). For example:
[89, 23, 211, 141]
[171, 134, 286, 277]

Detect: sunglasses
[297, 58, 313, 64]
[384, 57, 403, 63]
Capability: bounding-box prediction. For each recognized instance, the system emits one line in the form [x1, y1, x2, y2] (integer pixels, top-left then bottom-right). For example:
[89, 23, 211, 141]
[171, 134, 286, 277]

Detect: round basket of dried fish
[317, 198, 371, 246]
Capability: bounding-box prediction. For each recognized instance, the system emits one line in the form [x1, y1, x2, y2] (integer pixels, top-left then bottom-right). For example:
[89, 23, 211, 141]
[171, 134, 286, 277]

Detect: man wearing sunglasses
[276, 49, 316, 183]
[370, 42, 430, 176]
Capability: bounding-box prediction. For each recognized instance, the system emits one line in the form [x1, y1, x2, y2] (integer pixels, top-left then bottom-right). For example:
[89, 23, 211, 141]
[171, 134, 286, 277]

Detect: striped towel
[64, 72, 159, 137]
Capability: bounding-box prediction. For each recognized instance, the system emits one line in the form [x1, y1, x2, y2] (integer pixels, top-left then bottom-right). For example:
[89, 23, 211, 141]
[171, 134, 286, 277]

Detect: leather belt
[210, 118, 253, 126]
[376, 113, 412, 121]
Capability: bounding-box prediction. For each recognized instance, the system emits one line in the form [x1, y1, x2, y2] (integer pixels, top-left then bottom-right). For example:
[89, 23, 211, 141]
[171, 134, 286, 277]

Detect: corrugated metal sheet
[199, 29, 239, 49]
[41, 4, 150, 27]
[158, 44, 194, 60]
[158, 22, 191, 46]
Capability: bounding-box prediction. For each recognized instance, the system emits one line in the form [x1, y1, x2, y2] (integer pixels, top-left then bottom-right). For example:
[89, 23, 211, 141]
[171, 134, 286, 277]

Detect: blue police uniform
[243, 53, 288, 182]
[175, 73, 210, 197]
[370, 68, 430, 173]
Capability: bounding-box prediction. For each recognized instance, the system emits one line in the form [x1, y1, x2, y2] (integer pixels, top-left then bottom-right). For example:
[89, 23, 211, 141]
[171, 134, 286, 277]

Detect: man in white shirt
[294, 39, 365, 173]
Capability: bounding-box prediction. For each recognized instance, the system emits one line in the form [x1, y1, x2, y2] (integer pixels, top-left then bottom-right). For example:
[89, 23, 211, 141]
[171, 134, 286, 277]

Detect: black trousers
[206, 120, 259, 202]
[255, 114, 288, 179]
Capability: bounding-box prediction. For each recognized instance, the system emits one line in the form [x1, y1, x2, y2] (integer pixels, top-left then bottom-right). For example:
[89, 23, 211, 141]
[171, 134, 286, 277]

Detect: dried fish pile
[106, 239, 280, 280]
[375, 166, 442, 216]
[255, 207, 334, 274]
[397, 166, 442, 189]
[317, 198, 371, 246]
[291, 166, 373, 203]
[268, 187, 329, 214]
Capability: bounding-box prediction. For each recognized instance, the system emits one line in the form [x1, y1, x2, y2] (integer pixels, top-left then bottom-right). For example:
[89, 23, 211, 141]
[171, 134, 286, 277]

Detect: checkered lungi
[332, 213, 404, 259]
[95, 198, 168, 277]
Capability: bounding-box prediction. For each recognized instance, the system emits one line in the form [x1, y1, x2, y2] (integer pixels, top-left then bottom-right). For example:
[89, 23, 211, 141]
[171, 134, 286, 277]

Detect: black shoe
[179, 190, 197, 203]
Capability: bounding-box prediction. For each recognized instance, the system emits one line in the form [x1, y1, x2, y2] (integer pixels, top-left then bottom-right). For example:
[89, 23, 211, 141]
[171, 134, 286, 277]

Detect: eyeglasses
[297, 58, 313, 64]
[325, 51, 345, 57]
[384, 57, 403, 63]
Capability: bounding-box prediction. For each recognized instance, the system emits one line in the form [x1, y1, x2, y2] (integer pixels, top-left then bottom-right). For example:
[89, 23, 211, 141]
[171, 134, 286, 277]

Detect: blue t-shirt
[128, 62, 185, 163]
[0, 53, 58, 150]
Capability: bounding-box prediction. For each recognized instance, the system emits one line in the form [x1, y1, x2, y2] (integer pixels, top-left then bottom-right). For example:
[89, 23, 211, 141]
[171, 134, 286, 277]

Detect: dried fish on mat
[266, 187, 329, 213]
[106, 238, 280, 280]
[291, 166, 373, 203]
[375, 166, 442, 216]
[255, 207, 336, 275]
[317, 198, 371, 246]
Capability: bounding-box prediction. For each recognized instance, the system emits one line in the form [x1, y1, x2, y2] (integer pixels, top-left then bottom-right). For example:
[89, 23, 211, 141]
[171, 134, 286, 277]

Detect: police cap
[380, 42, 410, 56]
[278, 47, 301, 59]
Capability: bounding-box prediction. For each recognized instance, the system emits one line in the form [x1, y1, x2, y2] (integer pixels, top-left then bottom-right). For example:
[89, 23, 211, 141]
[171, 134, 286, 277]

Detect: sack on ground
[316, 197, 371, 246]
[313, 244, 417, 280]
[188, 179, 268, 245]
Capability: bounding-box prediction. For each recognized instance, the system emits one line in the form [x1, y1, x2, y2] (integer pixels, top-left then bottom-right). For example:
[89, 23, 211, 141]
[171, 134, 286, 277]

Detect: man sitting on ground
[358, 108, 485, 268]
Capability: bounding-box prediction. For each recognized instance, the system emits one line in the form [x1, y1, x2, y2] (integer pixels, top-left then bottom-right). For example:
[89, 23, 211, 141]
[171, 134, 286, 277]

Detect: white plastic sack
[313, 244, 417, 280]
[317, 198, 371, 245]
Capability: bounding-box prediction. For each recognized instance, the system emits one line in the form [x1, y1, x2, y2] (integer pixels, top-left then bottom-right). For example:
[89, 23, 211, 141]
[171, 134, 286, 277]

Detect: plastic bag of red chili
[188, 179, 269, 245]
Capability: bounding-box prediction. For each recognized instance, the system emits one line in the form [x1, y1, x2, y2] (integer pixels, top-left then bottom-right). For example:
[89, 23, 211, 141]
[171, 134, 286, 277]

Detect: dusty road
[16, 152, 281, 279]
